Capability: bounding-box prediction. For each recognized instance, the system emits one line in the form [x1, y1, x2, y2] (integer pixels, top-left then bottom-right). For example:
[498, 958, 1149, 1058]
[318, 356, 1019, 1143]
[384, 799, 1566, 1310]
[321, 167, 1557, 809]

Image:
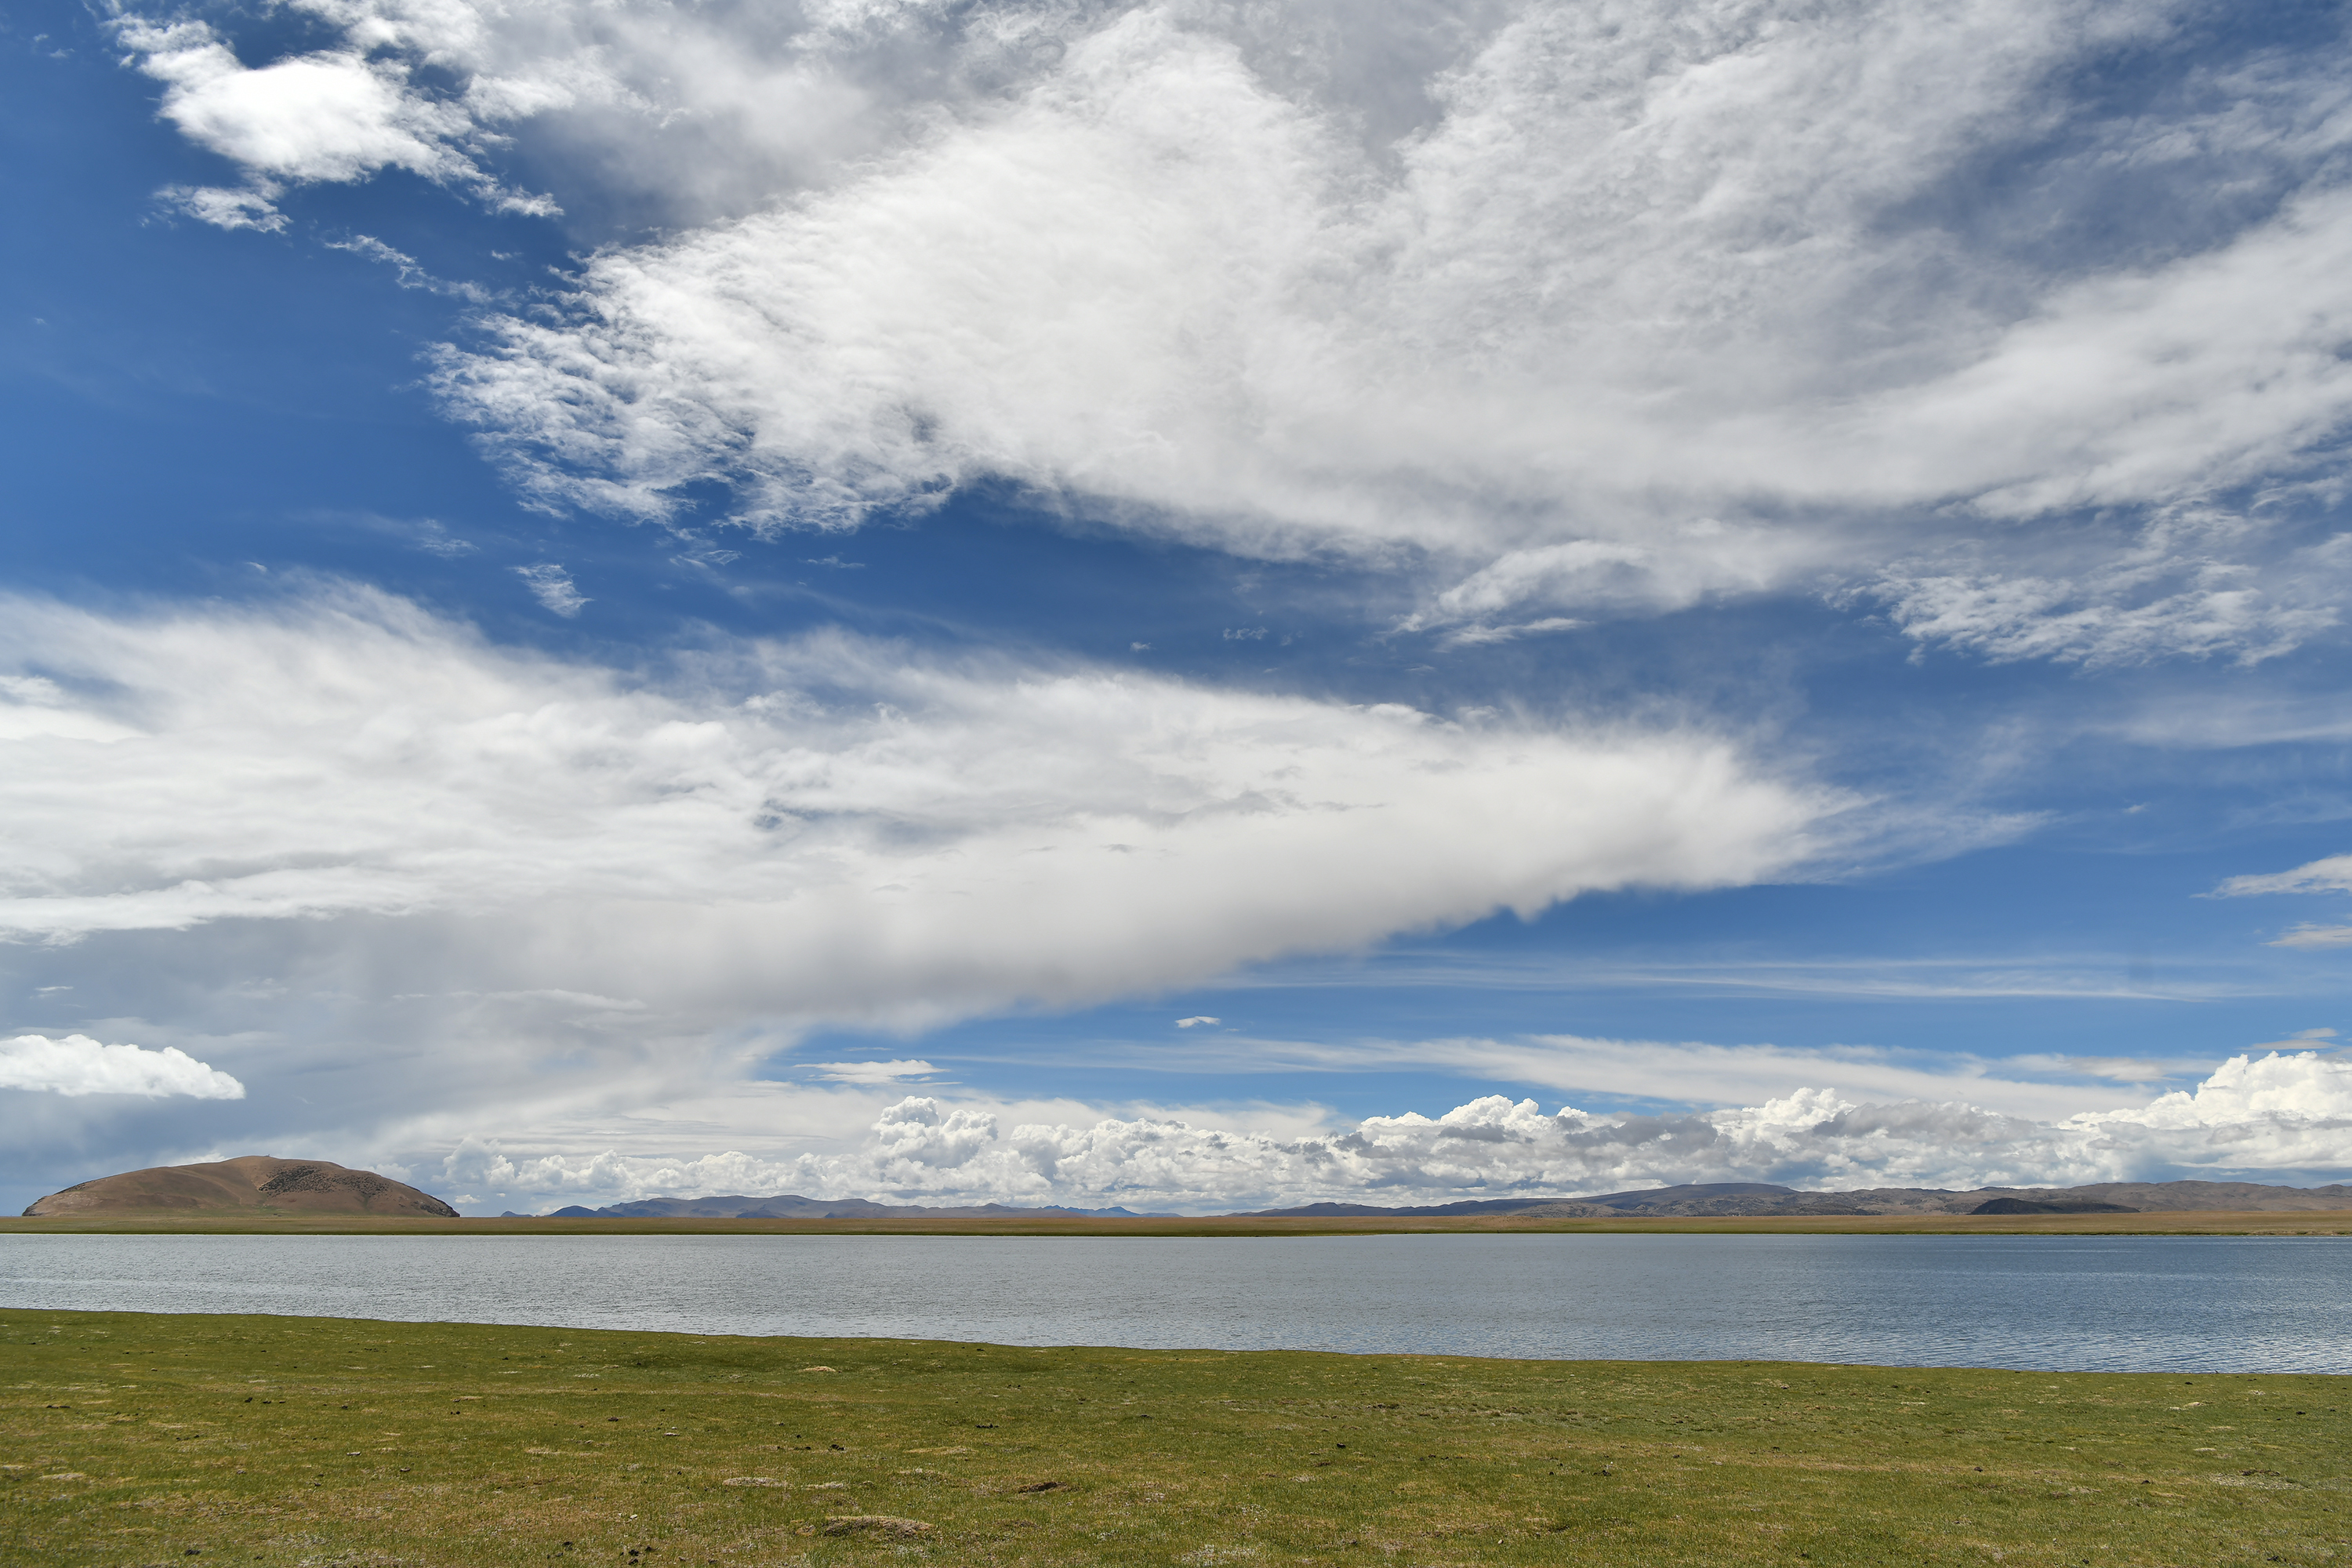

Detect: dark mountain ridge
[541, 1192, 1161, 1220]
[1247, 1179, 2352, 1219]
[541, 1178, 2352, 1221]
[29, 1162, 2350, 1222]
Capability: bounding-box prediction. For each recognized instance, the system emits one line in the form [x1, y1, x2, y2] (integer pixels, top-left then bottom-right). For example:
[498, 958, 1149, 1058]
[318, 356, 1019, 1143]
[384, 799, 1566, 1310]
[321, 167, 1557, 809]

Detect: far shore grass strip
[6, 1209, 2352, 1236]
[3, 1309, 2347, 1566]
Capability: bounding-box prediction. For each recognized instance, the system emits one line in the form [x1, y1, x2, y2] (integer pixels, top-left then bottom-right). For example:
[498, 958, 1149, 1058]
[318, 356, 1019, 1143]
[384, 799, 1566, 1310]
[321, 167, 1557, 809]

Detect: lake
[2, 1232, 2346, 1373]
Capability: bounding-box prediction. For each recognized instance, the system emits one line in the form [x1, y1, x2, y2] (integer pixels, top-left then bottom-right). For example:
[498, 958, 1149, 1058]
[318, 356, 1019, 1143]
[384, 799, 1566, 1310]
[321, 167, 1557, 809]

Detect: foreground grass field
[3, 1309, 2345, 1567]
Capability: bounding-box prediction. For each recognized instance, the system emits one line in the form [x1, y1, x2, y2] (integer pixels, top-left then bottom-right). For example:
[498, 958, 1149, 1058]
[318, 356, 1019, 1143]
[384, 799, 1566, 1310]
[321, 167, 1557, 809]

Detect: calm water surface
[2, 1233, 2346, 1373]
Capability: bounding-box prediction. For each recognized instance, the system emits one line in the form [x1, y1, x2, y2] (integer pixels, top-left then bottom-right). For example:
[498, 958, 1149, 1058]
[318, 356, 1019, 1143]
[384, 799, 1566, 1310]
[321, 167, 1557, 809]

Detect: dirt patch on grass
[817, 1514, 931, 1537]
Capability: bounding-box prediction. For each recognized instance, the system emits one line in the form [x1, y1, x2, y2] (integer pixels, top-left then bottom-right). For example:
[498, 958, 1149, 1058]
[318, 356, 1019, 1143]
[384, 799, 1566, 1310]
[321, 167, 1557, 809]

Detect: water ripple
[3, 1232, 2347, 1372]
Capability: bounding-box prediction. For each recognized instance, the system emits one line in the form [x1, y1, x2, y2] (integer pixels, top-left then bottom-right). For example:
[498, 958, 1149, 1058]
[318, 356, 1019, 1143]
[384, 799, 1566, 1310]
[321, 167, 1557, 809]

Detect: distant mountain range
[28, 1160, 2352, 1221]
[535, 1194, 1167, 1220]
[1240, 1179, 2352, 1218]
[535, 1178, 2352, 1221]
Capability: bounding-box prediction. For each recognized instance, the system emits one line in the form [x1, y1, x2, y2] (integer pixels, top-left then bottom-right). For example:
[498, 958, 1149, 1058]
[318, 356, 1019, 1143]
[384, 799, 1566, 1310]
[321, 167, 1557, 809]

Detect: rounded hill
[23, 1156, 458, 1218]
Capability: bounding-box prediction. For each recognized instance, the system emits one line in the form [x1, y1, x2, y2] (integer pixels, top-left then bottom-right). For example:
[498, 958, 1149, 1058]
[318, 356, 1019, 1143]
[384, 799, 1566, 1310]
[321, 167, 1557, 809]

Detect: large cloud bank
[0, 589, 1826, 1029]
[117, 0, 2352, 662]
[0, 1034, 245, 1099]
[438, 1048, 2352, 1211]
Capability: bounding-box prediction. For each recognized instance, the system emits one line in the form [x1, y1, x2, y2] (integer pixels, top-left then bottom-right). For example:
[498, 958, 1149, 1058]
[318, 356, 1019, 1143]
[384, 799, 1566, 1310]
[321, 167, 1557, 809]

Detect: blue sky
[5, 0, 2352, 1214]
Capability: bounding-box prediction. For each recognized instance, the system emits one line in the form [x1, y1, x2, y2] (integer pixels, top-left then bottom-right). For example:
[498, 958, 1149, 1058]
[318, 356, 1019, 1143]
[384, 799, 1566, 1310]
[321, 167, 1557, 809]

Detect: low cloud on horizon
[415, 1048, 2352, 1216]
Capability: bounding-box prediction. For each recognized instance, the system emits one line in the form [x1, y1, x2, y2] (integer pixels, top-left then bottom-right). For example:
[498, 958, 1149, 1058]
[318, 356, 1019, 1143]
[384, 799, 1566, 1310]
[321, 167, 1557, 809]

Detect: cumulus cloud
[116, 14, 555, 223]
[434, 1049, 2352, 1213]
[155, 180, 289, 232]
[122, 18, 472, 183]
[114, 1, 2352, 662]
[0, 1033, 245, 1099]
[0, 588, 1828, 1032]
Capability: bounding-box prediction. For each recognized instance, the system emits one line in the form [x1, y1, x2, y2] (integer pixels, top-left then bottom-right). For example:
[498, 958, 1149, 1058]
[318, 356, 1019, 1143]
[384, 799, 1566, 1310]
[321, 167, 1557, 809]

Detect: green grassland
[3, 1309, 2346, 1566]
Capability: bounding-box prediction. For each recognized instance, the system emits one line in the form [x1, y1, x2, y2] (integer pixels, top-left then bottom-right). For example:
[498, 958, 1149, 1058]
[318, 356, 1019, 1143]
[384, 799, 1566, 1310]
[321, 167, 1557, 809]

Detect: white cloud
[411, 521, 477, 558]
[324, 234, 495, 302]
[0, 1033, 245, 1099]
[114, 1, 2352, 663]
[428, 1049, 2352, 1212]
[0, 676, 136, 743]
[512, 563, 587, 615]
[2002, 1054, 2187, 1087]
[2118, 1049, 2352, 1123]
[1235, 1032, 2169, 1124]
[1174, 1016, 1218, 1029]
[1436, 617, 1581, 651]
[2212, 854, 2352, 948]
[156, 181, 288, 232]
[120, 19, 471, 184]
[1301, 947, 2249, 1005]
[2217, 852, 2352, 898]
[2270, 925, 2352, 949]
[807, 1059, 937, 1083]
[116, 15, 554, 222]
[1864, 510, 2352, 668]
[118, 0, 1195, 229]
[0, 588, 1828, 1034]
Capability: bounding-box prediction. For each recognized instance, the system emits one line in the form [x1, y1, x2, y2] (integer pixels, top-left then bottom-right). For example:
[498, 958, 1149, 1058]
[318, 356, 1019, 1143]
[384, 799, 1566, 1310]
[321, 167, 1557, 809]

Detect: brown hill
[23, 1156, 459, 1219]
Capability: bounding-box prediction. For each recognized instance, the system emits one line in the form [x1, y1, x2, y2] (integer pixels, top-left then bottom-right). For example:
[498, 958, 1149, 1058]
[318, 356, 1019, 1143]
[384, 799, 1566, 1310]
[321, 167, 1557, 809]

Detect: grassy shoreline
[6, 1208, 2352, 1237]
[5, 1308, 2346, 1566]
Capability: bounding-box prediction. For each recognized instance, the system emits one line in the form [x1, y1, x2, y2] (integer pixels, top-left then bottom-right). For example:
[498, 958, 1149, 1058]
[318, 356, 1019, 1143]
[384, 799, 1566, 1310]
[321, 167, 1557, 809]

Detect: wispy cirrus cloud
[2218, 853, 2352, 898]
[511, 563, 587, 616]
[1045, 1029, 2188, 1123]
[323, 234, 495, 303]
[0, 586, 1830, 1033]
[807, 1060, 938, 1084]
[2212, 855, 2352, 949]
[2272, 925, 2352, 949]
